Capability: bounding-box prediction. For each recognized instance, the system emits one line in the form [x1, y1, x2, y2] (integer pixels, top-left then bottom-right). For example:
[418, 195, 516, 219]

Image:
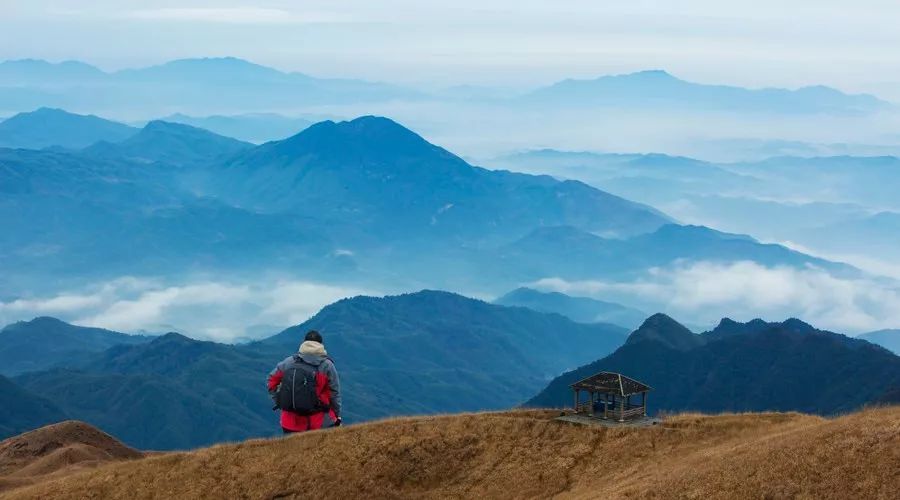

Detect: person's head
[304, 330, 323, 344]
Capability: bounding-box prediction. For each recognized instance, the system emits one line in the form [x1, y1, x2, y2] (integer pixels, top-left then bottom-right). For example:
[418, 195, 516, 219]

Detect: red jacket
[267, 346, 341, 432]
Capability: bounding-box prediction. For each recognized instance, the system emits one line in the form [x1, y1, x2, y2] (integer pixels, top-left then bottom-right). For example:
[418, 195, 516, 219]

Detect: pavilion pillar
[589, 392, 595, 416]
[573, 389, 580, 413]
[603, 393, 609, 419]
[619, 395, 625, 422]
[642, 392, 647, 417]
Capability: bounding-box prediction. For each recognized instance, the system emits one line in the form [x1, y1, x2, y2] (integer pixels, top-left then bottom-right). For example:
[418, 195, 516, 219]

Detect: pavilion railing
[575, 401, 645, 419]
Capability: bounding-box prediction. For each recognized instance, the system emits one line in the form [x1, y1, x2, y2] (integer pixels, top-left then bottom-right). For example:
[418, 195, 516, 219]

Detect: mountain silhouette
[527, 315, 900, 414]
[495, 223, 854, 282]
[624, 313, 703, 351]
[84, 120, 252, 166]
[523, 70, 888, 113]
[0, 317, 152, 376]
[0, 57, 415, 114]
[0, 59, 105, 85]
[859, 329, 900, 355]
[7, 291, 628, 449]
[159, 113, 315, 143]
[210, 116, 670, 242]
[0, 108, 136, 149]
[494, 287, 647, 328]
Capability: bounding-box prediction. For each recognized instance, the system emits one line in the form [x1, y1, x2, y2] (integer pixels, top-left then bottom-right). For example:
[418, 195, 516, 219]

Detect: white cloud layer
[530, 261, 900, 334]
[123, 7, 344, 25]
[0, 277, 373, 343]
[4, 0, 900, 89]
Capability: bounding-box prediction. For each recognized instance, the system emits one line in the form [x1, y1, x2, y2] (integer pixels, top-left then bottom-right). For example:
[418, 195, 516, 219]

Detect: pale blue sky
[2, 0, 899, 92]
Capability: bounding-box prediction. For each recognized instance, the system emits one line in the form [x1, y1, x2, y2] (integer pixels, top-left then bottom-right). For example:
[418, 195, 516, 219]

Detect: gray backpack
[276, 357, 329, 415]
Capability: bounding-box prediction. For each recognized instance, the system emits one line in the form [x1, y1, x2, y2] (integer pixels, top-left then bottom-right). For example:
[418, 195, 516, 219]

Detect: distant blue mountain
[494, 287, 647, 328]
[859, 329, 900, 355]
[724, 156, 900, 211]
[797, 211, 900, 261]
[0, 108, 137, 149]
[489, 150, 900, 260]
[0, 317, 153, 376]
[0, 113, 862, 298]
[488, 149, 762, 205]
[0, 146, 341, 291]
[495, 224, 854, 282]
[84, 120, 252, 166]
[0, 59, 104, 84]
[114, 57, 295, 83]
[0, 57, 417, 114]
[522, 70, 889, 113]
[207, 116, 671, 243]
[159, 113, 317, 143]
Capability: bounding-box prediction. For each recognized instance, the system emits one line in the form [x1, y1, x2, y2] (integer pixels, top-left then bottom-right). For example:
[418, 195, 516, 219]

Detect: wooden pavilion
[571, 371, 652, 422]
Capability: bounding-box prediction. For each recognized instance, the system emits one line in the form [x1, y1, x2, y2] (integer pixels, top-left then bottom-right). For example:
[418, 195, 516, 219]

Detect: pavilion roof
[571, 371, 651, 396]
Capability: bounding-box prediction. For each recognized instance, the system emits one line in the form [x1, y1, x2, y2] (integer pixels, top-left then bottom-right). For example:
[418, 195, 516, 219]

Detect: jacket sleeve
[324, 359, 342, 417]
[267, 360, 286, 394]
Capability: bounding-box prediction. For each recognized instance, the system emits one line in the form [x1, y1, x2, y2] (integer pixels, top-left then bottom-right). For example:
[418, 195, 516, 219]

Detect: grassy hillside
[0, 421, 141, 493]
[4, 406, 898, 499]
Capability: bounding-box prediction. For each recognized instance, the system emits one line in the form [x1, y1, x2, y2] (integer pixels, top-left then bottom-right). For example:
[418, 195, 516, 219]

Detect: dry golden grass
[3, 407, 898, 499]
[0, 421, 142, 494]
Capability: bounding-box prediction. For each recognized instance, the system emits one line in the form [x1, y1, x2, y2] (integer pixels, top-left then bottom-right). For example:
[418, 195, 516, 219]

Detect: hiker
[267, 330, 342, 433]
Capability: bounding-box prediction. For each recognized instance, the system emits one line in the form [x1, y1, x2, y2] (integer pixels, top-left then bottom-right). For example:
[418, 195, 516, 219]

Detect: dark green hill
[10, 292, 627, 449]
[0, 317, 153, 376]
[260, 290, 629, 420]
[0, 108, 136, 149]
[0, 375, 65, 439]
[526, 314, 900, 415]
[494, 287, 646, 328]
[624, 313, 703, 351]
[14, 332, 280, 450]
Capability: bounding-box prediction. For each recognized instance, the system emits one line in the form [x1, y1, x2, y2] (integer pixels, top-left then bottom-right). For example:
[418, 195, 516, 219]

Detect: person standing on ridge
[267, 330, 342, 433]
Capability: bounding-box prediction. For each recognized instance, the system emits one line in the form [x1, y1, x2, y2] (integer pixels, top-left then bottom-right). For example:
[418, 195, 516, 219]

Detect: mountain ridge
[526, 314, 900, 414]
[493, 287, 647, 328]
[207, 116, 670, 241]
[83, 119, 252, 165]
[0, 317, 153, 376]
[5, 290, 628, 449]
[0, 108, 137, 149]
[523, 70, 889, 113]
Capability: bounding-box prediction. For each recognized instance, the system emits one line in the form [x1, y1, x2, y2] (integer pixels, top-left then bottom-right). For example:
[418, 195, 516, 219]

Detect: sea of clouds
[0, 277, 374, 343]
[531, 260, 900, 335]
[3, 259, 899, 342]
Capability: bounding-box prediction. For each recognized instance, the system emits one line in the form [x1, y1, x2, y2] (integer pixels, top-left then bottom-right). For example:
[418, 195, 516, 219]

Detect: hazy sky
[2, 1, 900, 91]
